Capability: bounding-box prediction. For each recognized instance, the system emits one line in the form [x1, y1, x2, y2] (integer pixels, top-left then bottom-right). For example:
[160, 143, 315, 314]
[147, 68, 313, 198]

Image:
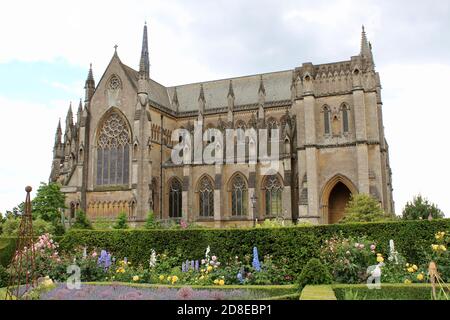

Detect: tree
[71, 210, 93, 229]
[1, 217, 54, 236]
[297, 258, 333, 289]
[113, 212, 128, 229]
[144, 210, 159, 229]
[340, 194, 392, 224]
[402, 195, 444, 220]
[32, 182, 66, 223]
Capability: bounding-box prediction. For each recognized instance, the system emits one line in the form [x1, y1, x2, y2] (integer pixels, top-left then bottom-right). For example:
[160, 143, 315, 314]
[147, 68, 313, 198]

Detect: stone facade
[49, 24, 394, 227]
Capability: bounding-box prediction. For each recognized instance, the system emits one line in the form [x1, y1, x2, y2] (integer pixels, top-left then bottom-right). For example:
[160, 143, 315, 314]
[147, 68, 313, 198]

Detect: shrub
[1, 218, 54, 236]
[113, 212, 128, 230]
[340, 194, 393, 223]
[402, 195, 444, 220]
[0, 264, 9, 288]
[144, 211, 159, 229]
[321, 235, 379, 284]
[71, 210, 93, 230]
[19, 219, 450, 279]
[297, 258, 332, 289]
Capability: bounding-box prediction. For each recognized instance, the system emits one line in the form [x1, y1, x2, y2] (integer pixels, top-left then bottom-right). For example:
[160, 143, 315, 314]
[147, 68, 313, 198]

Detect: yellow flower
[132, 276, 140, 282]
[417, 273, 424, 281]
[214, 279, 219, 285]
[199, 275, 205, 280]
[376, 256, 384, 263]
[376, 253, 382, 257]
[404, 279, 412, 284]
[218, 279, 225, 286]
[406, 263, 410, 267]
[407, 267, 414, 273]
[171, 276, 179, 284]
[439, 245, 447, 252]
[207, 266, 213, 272]
[159, 275, 165, 281]
[432, 244, 439, 251]
[412, 264, 418, 271]
[167, 276, 172, 282]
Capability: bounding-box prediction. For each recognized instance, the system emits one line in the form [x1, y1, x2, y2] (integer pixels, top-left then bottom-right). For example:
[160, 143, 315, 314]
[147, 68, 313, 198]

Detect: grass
[300, 285, 337, 300]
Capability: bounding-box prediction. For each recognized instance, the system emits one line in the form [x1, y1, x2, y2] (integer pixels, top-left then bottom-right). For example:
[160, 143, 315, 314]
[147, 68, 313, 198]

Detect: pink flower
[370, 244, 376, 251]
[211, 256, 217, 261]
[92, 252, 98, 258]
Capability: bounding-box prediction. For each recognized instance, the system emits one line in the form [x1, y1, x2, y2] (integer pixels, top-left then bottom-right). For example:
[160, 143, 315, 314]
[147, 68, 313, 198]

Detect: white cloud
[0, 96, 67, 212]
[380, 63, 450, 216]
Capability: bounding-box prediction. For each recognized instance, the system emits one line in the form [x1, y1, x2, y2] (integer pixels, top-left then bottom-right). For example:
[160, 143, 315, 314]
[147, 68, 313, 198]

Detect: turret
[84, 64, 95, 103]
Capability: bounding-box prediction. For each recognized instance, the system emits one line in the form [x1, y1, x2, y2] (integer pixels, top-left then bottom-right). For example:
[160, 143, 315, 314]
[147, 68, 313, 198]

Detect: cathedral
[50, 24, 394, 227]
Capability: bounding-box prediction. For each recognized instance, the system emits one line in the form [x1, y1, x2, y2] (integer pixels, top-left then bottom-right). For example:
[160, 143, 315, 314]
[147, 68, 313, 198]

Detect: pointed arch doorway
[321, 175, 358, 224]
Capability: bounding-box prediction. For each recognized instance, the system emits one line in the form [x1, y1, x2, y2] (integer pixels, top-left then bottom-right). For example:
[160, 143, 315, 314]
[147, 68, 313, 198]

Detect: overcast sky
[0, 0, 449, 216]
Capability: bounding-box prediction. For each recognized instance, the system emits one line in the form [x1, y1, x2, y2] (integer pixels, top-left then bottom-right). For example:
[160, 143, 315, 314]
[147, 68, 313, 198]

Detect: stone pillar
[182, 167, 190, 222]
[248, 168, 256, 224]
[352, 86, 370, 194]
[303, 93, 320, 223]
[214, 170, 222, 228]
[282, 158, 292, 220]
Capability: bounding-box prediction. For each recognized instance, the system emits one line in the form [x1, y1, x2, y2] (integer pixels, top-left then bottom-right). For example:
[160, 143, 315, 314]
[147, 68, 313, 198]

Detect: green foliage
[113, 212, 128, 229]
[0, 217, 54, 236]
[92, 217, 115, 230]
[1, 218, 20, 236]
[340, 194, 392, 223]
[333, 283, 449, 300]
[71, 210, 93, 230]
[320, 235, 379, 284]
[297, 258, 332, 289]
[0, 264, 8, 288]
[402, 195, 444, 220]
[144, 211, 160, 229]
[32, 182, 66, 228]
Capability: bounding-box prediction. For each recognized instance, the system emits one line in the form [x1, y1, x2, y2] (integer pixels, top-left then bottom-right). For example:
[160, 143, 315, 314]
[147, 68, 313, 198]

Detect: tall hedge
[56, 220, 450, 275]
[1, 220, 449, 274]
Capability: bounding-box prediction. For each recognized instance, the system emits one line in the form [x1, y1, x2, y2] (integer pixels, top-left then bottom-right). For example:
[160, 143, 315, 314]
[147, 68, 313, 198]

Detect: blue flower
[252, 247, 261, 272]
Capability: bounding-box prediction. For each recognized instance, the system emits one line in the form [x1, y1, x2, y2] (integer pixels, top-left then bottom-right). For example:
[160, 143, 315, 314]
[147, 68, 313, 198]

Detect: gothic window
[96, 111, 131, 186]
[323, 106, 331, 135]
[198, 176, 214, 217]
[264, 175, 283, 216]
[231, 174, 248, 216]
[342, 105, 349, 133]
[108, 75, 122, 90]
[169, 178, 182, 218]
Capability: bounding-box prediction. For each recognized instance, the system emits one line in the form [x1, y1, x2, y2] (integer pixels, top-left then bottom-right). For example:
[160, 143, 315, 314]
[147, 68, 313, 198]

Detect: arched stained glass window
[264, 175, 283, 216]
[169, 178, 182, 218]
[231, 174, 248, 216]
[198, 176, 214, 217]
[96, 112, 130, 186]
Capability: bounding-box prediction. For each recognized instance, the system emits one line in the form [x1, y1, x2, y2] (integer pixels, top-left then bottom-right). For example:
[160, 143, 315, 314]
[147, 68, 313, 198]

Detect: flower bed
[32, 283, 297, 300]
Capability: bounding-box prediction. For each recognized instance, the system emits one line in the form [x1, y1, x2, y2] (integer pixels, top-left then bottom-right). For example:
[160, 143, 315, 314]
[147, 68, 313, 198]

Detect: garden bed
[300, 284, 450, 300]
[2, 283, 298, 300]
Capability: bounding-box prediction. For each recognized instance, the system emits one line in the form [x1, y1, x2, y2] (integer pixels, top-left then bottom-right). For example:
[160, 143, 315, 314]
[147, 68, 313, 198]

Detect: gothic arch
[95, 108, 132, 186]
[261, 173, 284, 217]
[321, 174, 358, 224]
[166, 177, 183, 218]
[227, 172, 248, 216]
[196, 174, 215, 218]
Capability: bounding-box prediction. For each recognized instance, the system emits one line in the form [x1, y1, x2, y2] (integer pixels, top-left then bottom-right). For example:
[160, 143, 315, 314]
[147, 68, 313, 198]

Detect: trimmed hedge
[0, 237, 17, 267]
[55, 219, 450, 277]
[1, 220, 449, 276]
[332, 283, 450, 300]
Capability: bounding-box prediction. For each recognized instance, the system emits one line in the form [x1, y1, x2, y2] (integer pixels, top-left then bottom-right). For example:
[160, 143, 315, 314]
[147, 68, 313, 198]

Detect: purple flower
[252, 247, 261, 272]
[195, 260, 199, 271]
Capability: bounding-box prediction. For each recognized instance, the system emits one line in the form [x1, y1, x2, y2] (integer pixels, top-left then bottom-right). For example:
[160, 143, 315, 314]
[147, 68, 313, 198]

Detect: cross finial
[114, 44, 118, 52]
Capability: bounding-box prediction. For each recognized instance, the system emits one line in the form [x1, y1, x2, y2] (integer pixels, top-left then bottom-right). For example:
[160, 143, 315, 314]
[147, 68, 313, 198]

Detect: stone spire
[55, 119, 62, 146]
[258, 75, 265, 120]
[227, 80, 235, 99]
[84, 63, 95, 103]
[77, 99, 83, 124]
[66, 102, 73, 130]
[227, 80, 235, 123]
[198, 84, 206, 114]
[139, 22, 150, 79]
[172, 87, 179, 111]
[360, 25, 371, 58]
